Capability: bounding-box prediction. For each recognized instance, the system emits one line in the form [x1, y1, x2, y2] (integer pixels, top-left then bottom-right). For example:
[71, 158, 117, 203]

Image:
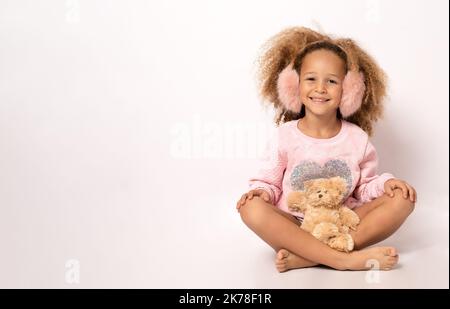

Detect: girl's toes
[276, 264, 287, 272]
[387, 247, 397, 256]
[276, 260, 286, 266]
[277, 249, 289, 260]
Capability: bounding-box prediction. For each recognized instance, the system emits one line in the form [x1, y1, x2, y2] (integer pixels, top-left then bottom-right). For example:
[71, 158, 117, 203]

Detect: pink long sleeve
[353, 140, 395, 203]
[248, 134, 287, 204]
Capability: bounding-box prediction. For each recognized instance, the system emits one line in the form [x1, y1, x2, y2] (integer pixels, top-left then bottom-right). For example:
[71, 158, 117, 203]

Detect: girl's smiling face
[299, 49, 346, 117]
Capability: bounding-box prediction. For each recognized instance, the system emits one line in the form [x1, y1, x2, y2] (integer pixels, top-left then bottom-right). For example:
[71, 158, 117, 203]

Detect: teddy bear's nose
[318, 194, 323, 198]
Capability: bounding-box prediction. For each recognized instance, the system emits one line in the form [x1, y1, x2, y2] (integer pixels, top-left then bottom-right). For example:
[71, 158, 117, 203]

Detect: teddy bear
[287, 176, 360, 252]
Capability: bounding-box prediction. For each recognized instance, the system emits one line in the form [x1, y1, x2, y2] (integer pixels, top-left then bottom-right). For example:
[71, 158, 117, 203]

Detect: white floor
[1, 193, 448, 289]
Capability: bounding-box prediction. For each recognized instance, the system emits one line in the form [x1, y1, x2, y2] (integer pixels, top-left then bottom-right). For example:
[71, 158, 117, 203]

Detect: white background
[0, 0, 448, 288]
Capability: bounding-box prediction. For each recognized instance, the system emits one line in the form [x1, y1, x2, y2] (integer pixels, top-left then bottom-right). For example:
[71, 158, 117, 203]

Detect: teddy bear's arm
[287, 191, 308, 213]
[339, 207, 360, 231]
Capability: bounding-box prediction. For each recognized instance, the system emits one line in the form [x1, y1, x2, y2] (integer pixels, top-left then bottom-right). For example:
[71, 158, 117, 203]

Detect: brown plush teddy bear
[287, 176, 360, 252]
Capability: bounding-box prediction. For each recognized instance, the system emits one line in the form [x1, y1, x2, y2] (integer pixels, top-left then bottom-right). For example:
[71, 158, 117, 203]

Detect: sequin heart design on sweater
[290, 159, 353, 197]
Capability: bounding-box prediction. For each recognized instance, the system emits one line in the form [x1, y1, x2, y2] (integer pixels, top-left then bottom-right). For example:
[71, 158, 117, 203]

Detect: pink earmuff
[277, 65, 366, 117]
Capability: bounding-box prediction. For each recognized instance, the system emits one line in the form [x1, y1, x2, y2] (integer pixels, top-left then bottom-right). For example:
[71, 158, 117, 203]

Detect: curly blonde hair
[256, 27, 387, 136]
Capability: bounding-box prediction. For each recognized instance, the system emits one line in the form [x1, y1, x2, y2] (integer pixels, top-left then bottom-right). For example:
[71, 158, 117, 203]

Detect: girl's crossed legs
[239, 188, 415, 272]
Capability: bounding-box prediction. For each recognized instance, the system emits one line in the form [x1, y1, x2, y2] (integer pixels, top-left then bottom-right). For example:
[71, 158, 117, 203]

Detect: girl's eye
[328, 80, 337, 84]
[324, 190, 328, 193]
[306, 77, 315, 81]
[317, 190, 321, 193]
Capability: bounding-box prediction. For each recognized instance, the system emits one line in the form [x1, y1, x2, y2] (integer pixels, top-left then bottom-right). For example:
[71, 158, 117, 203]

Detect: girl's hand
[236, 189, 271, 212]
[384, 179, 417, 203]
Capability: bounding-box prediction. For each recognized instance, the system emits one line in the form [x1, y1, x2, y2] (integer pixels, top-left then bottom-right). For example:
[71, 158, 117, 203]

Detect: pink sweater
[249, 119, 394, 217]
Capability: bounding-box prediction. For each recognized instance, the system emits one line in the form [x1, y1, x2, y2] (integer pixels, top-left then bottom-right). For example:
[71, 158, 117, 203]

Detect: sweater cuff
[376, 173, 396, 196]
[248, 184, 275, 204]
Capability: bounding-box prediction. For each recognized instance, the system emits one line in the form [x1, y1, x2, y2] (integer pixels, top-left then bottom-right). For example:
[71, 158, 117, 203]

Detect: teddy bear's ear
[330, 176, 347, 195]
[303, 179, 316, 191]
[287, 191, 307, 212]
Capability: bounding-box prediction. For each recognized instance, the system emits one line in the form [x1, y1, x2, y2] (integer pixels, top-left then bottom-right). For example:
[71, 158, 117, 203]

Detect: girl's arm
[248, 132, 287, 205]
[353, 140, 394, 203]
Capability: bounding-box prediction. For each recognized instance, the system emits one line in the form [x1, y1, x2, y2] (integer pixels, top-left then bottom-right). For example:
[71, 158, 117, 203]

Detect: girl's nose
[315, 83, 326, 93]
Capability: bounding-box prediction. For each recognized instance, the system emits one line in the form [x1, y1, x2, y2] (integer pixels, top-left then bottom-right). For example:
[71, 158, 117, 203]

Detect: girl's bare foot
[275, 249, 318, 272]
[345, 247, 399, 270]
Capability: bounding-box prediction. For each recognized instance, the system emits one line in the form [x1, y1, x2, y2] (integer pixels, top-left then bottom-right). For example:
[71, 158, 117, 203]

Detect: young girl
[236, 27, 417, 272]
